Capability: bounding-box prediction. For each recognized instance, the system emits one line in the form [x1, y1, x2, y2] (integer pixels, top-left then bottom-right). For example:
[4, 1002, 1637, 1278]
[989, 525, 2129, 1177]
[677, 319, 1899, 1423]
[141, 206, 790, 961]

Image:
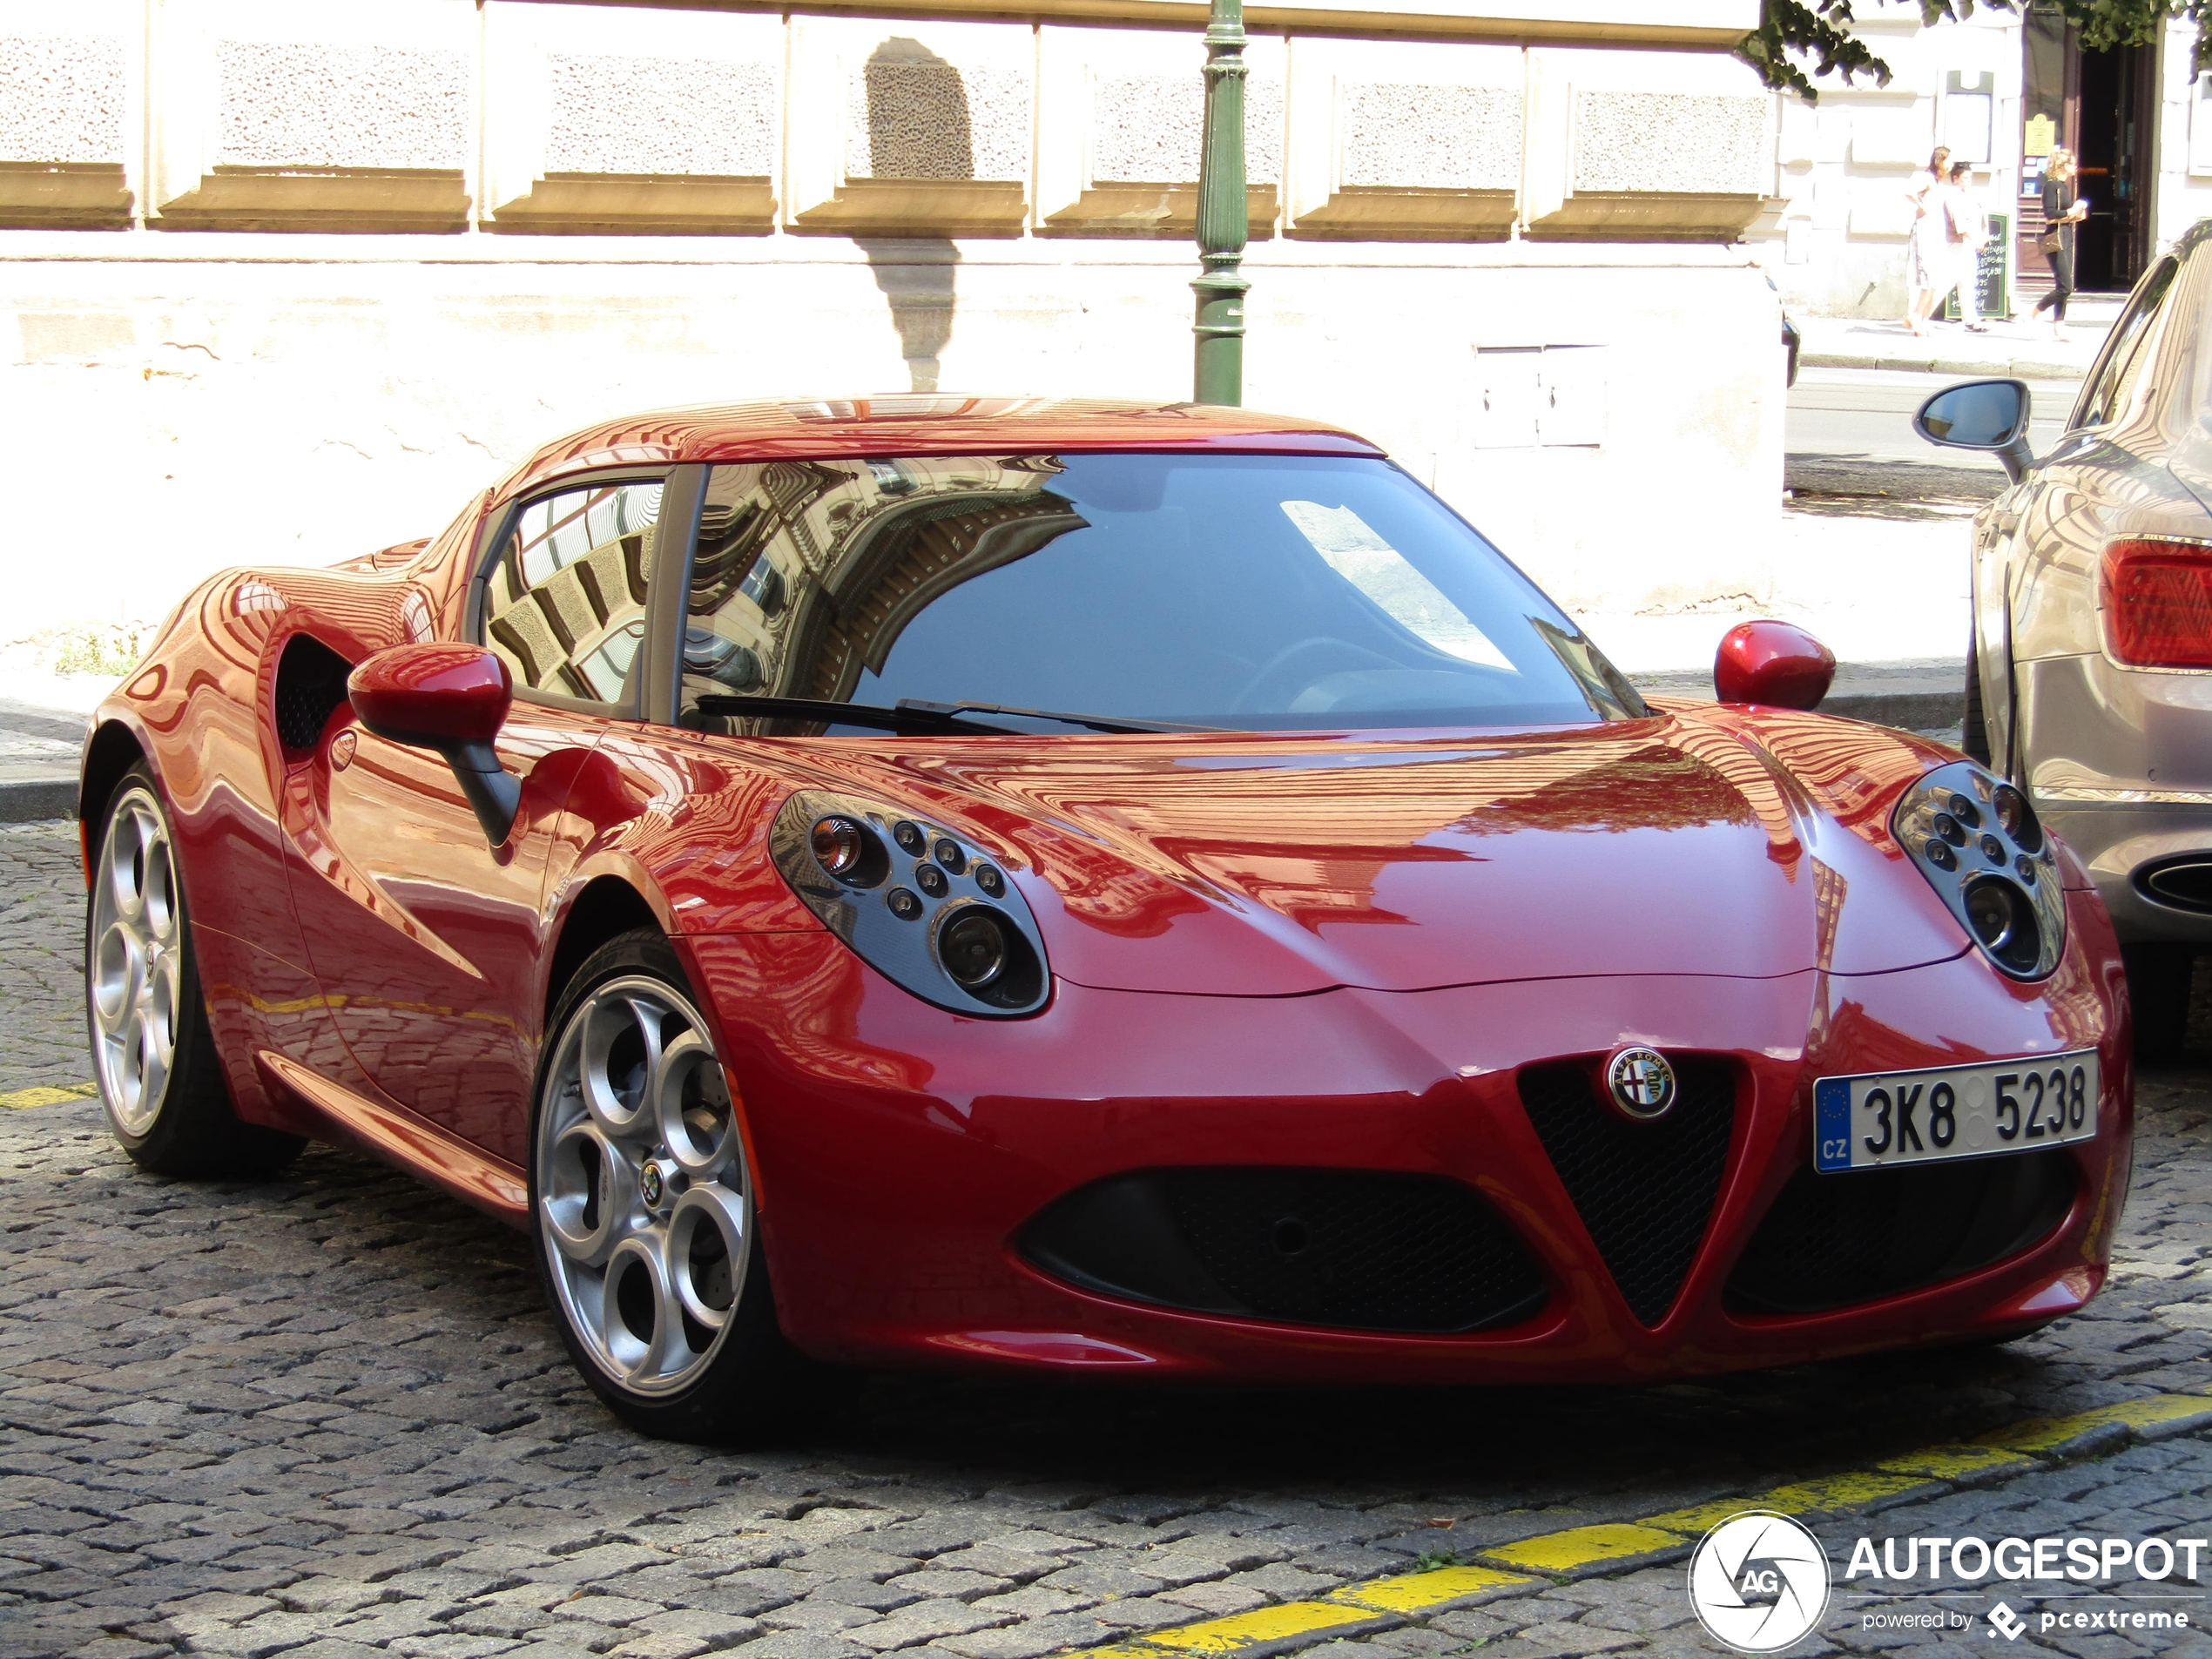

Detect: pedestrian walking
[1943, 160, 1991, 332]
[1905, 145, 1952, 337]
[2032, 146, 2087, 341]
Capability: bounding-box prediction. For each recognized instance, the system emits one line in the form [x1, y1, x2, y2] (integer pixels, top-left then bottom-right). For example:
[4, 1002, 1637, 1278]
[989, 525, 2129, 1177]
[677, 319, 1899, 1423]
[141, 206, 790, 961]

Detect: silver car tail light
[2100, 537, 2212, 667]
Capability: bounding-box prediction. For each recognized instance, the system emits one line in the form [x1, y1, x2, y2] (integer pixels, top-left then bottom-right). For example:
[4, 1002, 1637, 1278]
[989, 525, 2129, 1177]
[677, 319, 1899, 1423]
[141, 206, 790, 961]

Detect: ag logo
[1687, 1511, 1831, 1653]
[1605, 1045, 1677, 1120]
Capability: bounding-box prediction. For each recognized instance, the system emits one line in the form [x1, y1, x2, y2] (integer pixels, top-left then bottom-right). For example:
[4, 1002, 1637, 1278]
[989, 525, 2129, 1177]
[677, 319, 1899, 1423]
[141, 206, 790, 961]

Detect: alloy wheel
[91, 786, 184, 1138]
[536, 975, 752, 1397]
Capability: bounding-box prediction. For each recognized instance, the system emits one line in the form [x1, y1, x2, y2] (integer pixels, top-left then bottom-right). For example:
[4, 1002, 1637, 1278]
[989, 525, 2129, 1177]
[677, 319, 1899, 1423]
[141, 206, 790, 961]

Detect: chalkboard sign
[1946, 212, 2012, 320]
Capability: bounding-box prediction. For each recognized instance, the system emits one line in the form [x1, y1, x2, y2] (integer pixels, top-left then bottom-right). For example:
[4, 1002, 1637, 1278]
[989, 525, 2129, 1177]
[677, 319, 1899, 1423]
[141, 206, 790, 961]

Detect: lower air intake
[1021, 1167, 1548, 1334]
[1518, 1056, 1737, 1327]
[1725, 1149, 2077, 1316]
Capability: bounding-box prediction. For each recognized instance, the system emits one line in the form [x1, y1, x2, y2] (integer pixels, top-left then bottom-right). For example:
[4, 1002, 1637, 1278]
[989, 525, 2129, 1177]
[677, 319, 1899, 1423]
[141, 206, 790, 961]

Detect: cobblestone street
[12, 818, 2212, 1658]
[0, 825, 90, 1091]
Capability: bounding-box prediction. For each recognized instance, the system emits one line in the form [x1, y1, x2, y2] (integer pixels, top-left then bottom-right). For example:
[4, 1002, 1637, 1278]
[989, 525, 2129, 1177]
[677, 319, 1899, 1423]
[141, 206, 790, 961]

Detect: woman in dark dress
[2033, 148, 2086, 341]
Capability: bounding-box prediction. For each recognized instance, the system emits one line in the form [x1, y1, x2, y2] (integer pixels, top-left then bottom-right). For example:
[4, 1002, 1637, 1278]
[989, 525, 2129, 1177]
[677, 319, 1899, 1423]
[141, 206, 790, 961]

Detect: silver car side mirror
[1914, 378, 2034, 484]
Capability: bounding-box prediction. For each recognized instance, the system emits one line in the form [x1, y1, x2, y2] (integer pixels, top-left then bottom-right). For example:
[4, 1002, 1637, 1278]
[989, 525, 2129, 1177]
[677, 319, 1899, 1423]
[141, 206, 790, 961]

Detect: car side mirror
[1714, 620, 1836, 711]
[348, 644, 521, 846]
[1915, 378, 2034, 483]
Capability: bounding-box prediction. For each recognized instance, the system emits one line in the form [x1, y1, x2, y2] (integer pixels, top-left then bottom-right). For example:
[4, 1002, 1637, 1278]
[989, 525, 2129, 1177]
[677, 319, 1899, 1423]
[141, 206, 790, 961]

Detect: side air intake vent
[1518, 1056, 1737, 1327]
[1022, 1167, 1548, 1335]
[273, 635, 356, 754]
[1725, 1150, 2076, 1316]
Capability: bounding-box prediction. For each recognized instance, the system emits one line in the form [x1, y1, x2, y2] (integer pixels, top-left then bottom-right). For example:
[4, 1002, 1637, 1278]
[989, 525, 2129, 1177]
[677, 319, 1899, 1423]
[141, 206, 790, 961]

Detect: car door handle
[1993, 509, 2020, 534]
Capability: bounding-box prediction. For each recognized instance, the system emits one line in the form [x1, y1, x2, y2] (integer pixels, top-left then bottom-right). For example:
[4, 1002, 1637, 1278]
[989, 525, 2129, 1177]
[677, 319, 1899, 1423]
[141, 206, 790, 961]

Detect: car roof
[496, 396, 1386, 502]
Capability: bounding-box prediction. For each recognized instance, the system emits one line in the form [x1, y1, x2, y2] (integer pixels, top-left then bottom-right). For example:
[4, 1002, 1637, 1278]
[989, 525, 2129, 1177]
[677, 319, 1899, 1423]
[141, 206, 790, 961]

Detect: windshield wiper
[897, 699, 1227, 735]
[693, 695, 1020, 735]
[695, 693, 1224, 737]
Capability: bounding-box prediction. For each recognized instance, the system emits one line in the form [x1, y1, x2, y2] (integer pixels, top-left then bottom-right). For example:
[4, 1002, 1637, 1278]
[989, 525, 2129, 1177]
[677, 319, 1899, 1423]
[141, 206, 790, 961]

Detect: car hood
[786, 710, 1971, 996]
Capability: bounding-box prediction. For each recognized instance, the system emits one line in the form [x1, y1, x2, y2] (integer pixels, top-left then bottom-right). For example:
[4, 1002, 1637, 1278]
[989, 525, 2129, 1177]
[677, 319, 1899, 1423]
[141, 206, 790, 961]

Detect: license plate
[1814, 1051, 2100, 1173]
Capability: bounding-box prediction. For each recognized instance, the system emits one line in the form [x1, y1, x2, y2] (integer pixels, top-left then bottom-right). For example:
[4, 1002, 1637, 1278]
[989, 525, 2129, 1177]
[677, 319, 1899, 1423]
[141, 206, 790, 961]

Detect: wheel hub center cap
[638, 1160, 667, 1208]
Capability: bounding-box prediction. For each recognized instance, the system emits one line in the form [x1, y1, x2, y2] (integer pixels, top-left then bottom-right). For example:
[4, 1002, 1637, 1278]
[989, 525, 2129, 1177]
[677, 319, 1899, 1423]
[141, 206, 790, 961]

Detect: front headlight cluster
[1892, 759, 2065, 980]
[768, 789, 1050, 1016]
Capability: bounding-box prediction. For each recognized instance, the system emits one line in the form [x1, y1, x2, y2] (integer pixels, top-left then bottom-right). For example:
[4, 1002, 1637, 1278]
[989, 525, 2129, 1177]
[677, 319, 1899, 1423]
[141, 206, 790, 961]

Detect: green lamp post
[1191, 0, 1248, 406]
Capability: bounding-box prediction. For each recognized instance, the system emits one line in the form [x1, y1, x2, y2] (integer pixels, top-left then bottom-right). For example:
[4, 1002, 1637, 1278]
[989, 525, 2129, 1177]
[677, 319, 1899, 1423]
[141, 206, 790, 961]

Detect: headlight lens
[1992, 783, 2043, 852]
[771, 789, 1050, 1016]
[1892, 760, 2065, 980]
[811, 816, 867, 878]
[938, 907, 1009, 988]
[1963, 875, 2040, 973]
[1963, 879, 2012, 946]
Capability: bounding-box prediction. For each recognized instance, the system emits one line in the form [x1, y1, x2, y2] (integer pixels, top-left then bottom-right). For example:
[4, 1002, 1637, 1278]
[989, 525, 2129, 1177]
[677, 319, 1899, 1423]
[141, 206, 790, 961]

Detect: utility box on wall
[1470, 345, 1608, 449]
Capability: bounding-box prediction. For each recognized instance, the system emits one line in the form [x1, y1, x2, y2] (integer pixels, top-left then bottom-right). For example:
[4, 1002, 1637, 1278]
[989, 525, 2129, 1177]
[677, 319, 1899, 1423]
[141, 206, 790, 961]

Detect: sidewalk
[1584, 489, 1979, 735]
[1797, 300, 2115, 381]
[0, 698, 84, 824]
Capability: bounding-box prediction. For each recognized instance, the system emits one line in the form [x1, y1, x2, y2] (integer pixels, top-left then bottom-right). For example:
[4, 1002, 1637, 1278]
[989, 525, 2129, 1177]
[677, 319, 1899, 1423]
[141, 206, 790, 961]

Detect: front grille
[1518, 1057, 1737, 1327]
[1725, 1150, 2077, 1316]
[1021, 1168, 1548, 1334]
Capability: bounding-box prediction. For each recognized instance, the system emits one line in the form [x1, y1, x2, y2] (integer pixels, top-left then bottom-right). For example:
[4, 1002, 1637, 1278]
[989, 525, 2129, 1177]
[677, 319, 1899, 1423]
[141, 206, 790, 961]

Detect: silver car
[1917, 224, 2212, 1054]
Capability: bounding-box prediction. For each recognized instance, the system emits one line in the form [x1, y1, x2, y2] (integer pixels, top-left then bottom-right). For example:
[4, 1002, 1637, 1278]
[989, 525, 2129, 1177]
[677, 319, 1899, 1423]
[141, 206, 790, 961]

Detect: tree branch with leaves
[1738, 0, 2211, 102]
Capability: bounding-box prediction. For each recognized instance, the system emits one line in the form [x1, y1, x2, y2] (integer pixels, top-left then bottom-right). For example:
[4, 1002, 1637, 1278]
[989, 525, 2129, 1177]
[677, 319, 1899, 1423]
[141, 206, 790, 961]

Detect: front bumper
[684, 890, 2128, 1385]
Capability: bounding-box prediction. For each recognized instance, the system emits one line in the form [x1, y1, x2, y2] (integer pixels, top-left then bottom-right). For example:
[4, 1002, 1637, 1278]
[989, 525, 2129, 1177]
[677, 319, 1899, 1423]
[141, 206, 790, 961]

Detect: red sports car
[81, 396, 2130, 1440]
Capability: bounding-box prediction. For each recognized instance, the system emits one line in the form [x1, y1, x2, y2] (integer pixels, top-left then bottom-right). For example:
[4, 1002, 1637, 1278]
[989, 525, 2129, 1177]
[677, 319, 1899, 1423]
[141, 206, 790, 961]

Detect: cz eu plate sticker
[1814, 1049, 2099, 1173]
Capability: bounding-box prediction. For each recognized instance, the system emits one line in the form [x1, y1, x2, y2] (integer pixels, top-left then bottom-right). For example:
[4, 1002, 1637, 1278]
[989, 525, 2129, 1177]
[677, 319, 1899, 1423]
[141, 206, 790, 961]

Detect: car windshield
[680, 453, 1643, 733]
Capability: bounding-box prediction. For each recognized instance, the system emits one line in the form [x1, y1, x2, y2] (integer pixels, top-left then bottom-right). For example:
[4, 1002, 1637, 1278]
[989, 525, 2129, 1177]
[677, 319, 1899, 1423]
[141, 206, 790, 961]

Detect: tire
[529, 928, 809, 1441]
[86, 766, 304, 1177]
[2123, 941, 2195, 1063]
[1963, 632, 1993, 765]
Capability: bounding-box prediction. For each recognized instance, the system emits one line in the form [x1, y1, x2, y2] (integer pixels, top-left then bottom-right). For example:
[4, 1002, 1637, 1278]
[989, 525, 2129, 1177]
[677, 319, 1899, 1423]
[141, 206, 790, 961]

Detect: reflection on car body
[82, 395, 2131, 1440]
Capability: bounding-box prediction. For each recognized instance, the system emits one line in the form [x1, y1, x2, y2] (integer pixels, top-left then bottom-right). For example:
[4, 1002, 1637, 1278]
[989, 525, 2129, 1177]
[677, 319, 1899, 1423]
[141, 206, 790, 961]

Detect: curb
[1821, 688, 1966, 731]
[0, 778, 74, 824]
[1635, 685, 1968, 734]
[1802, 349, 2083, 381]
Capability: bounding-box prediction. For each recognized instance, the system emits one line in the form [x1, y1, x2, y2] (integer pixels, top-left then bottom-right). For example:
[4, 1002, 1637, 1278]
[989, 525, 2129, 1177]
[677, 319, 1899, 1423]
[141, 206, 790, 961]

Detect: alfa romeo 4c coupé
[80, 397, 2130, 1439]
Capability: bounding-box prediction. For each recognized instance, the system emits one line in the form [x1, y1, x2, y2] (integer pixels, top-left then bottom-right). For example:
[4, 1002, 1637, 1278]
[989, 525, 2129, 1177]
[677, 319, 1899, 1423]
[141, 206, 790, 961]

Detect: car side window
[677, 462, 833, 723]
[482, 479, 664, 704]
[2074, 257, 2179, 430]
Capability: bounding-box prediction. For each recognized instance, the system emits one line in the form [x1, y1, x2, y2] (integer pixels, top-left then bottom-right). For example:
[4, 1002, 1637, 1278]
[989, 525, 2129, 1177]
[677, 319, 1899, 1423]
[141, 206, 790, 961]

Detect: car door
[1994, 254, 2184, 779]
[280, 471, 678, 1162]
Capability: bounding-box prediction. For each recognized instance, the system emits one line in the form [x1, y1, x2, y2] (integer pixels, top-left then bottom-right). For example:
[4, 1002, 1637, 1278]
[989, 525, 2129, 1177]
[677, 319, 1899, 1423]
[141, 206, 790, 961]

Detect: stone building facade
[1755, 4, 2212, 320]
[0, 0, 1782, 645]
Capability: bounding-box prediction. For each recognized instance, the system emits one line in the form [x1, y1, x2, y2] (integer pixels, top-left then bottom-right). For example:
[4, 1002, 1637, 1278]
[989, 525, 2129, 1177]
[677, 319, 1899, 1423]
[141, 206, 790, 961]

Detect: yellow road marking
[1069, 1385, 2212, 1659]
[1086, 1571, 1538, 1659]
[0, 1082, 97, 1109]
[1144, 1604, 1380, 1653]
[1872, 1444, 2039, 1480]
[1480, 1523, 1683, 1573]
[1978, 1391, 2212, 1451]
[1326, 1565, 1532, 1614]
[1641, 1471, 1932, 1536]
